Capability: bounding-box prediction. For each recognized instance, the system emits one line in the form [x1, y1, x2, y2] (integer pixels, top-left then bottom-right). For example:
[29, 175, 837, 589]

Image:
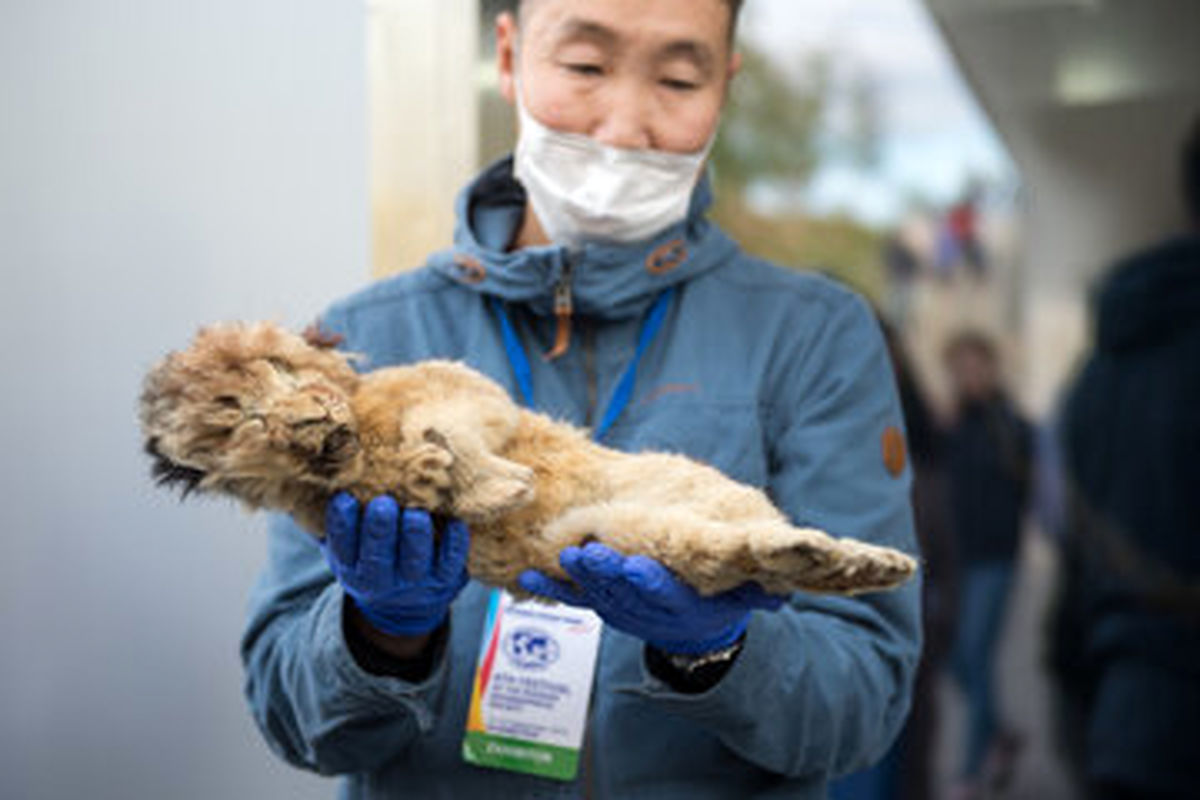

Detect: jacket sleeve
[240, 512, 454, 775]
[629, 292, 923, 779]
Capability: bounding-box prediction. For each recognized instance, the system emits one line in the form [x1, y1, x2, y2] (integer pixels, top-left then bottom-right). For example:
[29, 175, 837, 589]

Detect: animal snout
[308, 423, 360, 478]
[321, 424, 357, 459]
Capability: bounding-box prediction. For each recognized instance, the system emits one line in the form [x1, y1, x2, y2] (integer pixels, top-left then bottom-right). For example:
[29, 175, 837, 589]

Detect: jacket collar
[428, 156, 737, 320]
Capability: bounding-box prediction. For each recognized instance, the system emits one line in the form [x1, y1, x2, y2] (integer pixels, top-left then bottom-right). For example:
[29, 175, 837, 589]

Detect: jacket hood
[1095, 235, 1200, 352]
[427, 156, 739, 320]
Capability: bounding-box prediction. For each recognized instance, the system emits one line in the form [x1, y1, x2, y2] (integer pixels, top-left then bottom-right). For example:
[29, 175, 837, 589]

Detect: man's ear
[721, 50, 742, 108]
[496, 11, 518, 106]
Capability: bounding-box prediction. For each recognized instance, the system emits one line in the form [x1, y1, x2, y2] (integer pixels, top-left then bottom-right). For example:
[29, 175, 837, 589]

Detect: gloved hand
[321, 492, 470, 637]
[518, 542, 785, 655]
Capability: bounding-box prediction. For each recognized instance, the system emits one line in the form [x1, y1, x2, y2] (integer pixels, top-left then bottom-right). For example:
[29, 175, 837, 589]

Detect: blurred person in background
[933, 184, 988, 284]
[933, 219, 961, 283]
[947, 183, 988, 281]
[885, 322, 958, 800]
[883, 233, 921, 331]
[942, 331, 1032, 800]
[239, 1, 922, 797]
[833, 320, 957, 800]
[1048, 114, 1200, 800]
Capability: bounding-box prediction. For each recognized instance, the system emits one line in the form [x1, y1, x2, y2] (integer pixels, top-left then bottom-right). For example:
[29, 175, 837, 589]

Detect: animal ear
[302, 320, 345, 350]
[145, 437, 208, 498]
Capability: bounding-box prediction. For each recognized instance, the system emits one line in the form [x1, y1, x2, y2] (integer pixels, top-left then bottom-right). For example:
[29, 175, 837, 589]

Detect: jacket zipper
[543, 258, 574, 360]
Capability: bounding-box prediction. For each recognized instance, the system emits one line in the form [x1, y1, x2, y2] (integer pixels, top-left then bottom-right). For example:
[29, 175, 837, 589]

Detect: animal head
[140, 322, 364, 507]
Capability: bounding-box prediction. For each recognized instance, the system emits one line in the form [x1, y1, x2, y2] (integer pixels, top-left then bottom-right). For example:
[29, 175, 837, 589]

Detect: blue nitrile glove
[321, 492, 470, 637]
[518, 542, 785, 656]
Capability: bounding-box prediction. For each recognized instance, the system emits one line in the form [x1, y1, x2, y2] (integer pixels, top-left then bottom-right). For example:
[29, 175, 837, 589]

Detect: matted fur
[140, 322, 917, 597]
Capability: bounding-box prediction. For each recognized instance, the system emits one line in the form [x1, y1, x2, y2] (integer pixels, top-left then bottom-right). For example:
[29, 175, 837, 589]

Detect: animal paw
[829, 540, 917, 593]
[756, 528, 916, 595]
[399, 443, 455, 510]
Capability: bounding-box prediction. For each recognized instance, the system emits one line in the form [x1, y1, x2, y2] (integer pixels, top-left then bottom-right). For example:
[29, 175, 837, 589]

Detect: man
[1050, 114, 1200, 800]
[241, 1, 921, 797]
[941, 331, 1031, 800]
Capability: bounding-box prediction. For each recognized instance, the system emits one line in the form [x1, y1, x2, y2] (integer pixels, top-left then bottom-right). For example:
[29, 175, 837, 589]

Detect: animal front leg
[396, 440, 456, 511]
[538, 503, 751, 594]
[400, 407, 535, 523]
[427, 428, 534, 521]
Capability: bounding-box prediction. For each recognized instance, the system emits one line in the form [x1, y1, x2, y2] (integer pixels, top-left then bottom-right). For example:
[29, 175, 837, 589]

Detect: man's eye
[564, 62, 604, 77]
[661, 78, 700, 92]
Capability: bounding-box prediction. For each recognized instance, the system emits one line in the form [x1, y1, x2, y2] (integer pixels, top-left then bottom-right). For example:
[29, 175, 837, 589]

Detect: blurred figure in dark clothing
[1049, 115, 1200, 800]
[832, 321, 958, 800]
[943, 331, 1033, 800]
[887, 322, 958, 800]
[884, 233, 921, 331]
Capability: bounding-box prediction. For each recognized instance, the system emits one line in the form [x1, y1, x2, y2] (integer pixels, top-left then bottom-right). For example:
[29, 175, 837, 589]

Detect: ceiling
[923, 0, 1200, 289]
[926, 0, 1200, 111]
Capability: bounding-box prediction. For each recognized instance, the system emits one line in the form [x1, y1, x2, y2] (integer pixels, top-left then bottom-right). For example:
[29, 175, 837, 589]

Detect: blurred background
[2, 1, 1197, 798]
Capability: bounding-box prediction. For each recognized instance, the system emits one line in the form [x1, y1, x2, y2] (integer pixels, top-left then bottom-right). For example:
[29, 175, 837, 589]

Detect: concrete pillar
[368, 0, 480, 277]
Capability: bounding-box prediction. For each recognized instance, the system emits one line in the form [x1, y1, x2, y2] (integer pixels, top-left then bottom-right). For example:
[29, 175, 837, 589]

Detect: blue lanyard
[489, 288, 676, 441]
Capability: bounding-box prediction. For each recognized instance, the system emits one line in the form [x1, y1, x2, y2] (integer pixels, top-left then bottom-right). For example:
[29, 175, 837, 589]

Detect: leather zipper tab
[543, 268, 573, 361]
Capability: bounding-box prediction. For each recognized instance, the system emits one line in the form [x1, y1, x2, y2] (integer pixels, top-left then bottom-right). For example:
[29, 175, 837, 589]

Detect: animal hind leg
[538, 502, 755, 595]
[539, 503, 917, 597]
[743, 520, 917, 595]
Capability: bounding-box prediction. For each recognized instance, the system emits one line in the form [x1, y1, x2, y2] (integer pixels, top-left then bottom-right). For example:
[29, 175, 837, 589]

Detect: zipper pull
[543, 267, 573, 361]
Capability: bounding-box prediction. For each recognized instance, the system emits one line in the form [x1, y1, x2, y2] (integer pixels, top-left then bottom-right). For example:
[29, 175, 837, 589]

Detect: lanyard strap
[491, 295, 536, 408]
[489, 288, 676, 441]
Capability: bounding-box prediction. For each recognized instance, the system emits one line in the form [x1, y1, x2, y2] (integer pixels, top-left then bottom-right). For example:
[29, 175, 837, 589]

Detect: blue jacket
[241, 158, 922, 799]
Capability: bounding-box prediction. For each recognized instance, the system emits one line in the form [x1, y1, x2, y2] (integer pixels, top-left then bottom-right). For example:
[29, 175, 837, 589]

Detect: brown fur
[140, 322, 917, 597]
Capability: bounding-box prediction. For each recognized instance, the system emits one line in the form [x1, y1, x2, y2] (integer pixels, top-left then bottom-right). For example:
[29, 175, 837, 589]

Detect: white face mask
[513, 84, 715, 250]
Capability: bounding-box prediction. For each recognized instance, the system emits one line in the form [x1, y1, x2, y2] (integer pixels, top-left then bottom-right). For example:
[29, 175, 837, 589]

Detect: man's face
[496, 0, 739, 154]
[947, 346, 998, 404]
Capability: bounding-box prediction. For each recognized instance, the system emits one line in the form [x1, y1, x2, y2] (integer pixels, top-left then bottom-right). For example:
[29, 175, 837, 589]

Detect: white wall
[0, 2, 368, 798]
[369, 0, 480, 277]
[1012, 95, 1196, 293]
[1008, 95, 1197, 413]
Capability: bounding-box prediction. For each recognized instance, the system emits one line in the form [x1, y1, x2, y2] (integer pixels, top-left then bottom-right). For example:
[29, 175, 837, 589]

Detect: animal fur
[140, 322, 917, 597]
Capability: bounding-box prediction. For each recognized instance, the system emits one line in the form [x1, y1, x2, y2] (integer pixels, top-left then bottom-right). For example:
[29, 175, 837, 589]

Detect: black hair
[506, 0, 745, 38]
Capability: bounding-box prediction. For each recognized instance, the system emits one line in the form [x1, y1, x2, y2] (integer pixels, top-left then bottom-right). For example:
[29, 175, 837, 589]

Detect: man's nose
[591, 84, 654, 151]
